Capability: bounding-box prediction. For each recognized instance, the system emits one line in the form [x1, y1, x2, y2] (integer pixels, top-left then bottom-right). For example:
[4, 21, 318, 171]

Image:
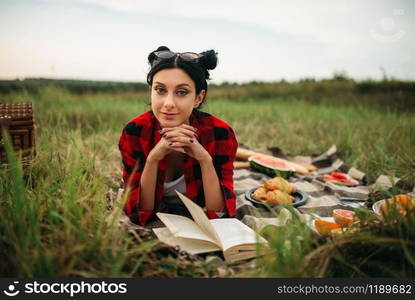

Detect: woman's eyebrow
[176, 83, 191, 88]
[153, 82, 191, 88]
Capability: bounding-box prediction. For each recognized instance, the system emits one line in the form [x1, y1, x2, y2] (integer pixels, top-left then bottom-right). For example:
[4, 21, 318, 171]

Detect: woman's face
[151, 68, 205, 127]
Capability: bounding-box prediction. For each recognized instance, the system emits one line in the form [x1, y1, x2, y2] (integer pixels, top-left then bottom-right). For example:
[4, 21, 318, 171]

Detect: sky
[0, 0, 414, 83]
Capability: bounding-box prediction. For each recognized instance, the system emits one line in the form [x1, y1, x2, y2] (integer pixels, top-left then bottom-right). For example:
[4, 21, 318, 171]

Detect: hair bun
[198, 50, 218, 70]
[148, 46, 170, 65]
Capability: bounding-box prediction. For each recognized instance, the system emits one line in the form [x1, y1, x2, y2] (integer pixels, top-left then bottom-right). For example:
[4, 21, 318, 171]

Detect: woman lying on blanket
[118, 46, 238, 227]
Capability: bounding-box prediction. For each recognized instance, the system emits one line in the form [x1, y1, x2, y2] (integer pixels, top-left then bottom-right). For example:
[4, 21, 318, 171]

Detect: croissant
[265, 190, 294, 205]
[252, 187, 268, 202]
[264, 177, 296, 194]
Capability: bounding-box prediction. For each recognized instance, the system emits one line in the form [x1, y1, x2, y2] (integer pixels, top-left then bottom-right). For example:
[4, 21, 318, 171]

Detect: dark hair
[146, 46, 218, 109]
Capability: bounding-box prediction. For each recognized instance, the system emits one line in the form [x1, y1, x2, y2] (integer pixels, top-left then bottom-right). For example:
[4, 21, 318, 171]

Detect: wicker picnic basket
[0, 102, 36, 166]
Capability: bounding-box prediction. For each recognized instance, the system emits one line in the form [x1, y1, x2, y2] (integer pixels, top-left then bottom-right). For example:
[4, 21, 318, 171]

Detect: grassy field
[1, 85, 414, 277]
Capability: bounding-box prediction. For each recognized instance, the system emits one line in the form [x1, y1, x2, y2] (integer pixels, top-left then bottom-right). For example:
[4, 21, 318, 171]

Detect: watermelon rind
[248, 157, 294, 179]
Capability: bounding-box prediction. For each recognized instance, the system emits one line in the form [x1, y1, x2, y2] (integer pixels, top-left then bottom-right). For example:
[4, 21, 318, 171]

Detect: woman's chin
[160, 120, 182, 128]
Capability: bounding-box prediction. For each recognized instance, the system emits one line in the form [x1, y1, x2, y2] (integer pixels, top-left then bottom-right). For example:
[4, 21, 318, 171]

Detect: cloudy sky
[0, 0, 414, 83]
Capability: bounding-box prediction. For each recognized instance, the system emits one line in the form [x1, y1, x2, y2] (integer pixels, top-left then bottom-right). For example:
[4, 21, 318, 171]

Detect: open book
[152, 191, 269, 263]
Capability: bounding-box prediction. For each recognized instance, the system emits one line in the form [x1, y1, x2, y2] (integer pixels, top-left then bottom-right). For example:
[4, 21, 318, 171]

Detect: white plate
[372, 200, 385, 216]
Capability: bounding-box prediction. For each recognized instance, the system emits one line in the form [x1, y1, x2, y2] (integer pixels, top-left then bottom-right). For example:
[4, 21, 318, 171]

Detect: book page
[210, 218, 268, 251]
[153, 227, 221, 255]
[175, 191, 221, 246]
[156, 212, 218, 245]
[223, 250, 258, 264]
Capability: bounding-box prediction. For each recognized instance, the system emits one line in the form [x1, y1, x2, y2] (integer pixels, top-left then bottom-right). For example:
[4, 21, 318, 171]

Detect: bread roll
[265, 190, 294, 205]
[252, 187, 268, 202]
[236, 148, 256, 160]
[264, 177, 296, 194]
[233, 161, 250, 169]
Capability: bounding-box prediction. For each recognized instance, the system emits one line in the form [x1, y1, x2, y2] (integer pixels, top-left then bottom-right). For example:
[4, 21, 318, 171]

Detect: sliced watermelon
[323, 172, 359, 186]
[249, 155, 294, 179]
[331, 172, 348, 180]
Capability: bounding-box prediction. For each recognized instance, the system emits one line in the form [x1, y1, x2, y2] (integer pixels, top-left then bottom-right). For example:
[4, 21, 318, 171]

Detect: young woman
[118, 46, 238, 227]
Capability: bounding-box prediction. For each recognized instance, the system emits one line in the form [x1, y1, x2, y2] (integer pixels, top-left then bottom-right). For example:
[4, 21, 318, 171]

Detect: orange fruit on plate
[379, 194, 414, 217]
[394, 194, 414, 209]
[314, 219, 341, 236]
[333, 209, 355, 227]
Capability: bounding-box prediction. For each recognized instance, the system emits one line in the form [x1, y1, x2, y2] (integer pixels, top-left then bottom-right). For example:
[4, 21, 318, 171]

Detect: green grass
[0, 86, 414, 277]
[206, 98, 415, 183]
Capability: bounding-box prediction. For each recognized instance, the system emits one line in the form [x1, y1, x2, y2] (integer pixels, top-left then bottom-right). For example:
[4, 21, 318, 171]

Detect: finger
[168, 141, 190, 148]
[180, 124, 199, 137]
[161, 128, 197, 139]
[161, 124, 197, 133]
[170, 146, 186, 154]
[161, 132, 188, 140]
[169, 143, 188, 154]
[180, 124, 198, 132]
[161, 126, 194, 135]
[159, 126, 184, 133]
[166, 136, 195, 144]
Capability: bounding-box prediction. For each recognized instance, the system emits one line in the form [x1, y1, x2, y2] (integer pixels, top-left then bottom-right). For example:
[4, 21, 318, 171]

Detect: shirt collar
[189, 109, 200, 131]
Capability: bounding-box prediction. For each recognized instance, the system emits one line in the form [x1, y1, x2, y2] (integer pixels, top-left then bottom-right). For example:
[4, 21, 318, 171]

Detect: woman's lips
[161, 112, 178, 120]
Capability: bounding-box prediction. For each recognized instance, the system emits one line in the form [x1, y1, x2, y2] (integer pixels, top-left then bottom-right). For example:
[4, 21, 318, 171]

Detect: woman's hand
[160, 124, 211, 162]
[147, 133, 176, 163]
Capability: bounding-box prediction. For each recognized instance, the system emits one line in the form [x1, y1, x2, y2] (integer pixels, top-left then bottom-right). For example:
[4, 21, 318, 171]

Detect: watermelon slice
[323, 172, 359, 186]
[248, 155, 294, 179]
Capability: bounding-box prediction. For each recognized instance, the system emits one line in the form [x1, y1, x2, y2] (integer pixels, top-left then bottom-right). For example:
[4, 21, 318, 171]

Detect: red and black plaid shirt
[118, 109, 238, 226]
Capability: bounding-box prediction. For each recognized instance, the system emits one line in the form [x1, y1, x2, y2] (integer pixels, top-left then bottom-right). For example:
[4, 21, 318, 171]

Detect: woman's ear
[194, 90, 206, 108]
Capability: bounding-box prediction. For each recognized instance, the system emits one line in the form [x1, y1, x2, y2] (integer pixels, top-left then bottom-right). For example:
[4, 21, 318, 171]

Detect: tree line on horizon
[1, 75, 414, 111]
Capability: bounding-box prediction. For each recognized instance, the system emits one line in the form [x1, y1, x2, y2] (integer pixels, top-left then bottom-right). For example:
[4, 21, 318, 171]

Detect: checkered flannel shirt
[118, 109, 238, 226]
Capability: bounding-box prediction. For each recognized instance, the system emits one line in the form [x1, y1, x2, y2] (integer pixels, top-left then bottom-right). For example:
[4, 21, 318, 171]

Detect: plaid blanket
[112, 145, 415, 264]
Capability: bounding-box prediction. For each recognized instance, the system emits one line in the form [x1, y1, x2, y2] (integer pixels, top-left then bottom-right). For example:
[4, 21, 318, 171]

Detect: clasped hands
[149, 124, 211, 163]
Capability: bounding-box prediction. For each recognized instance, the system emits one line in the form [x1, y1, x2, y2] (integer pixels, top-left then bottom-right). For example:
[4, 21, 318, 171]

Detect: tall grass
[0, 86, 414, 277]
[303, 205, 415, 277]
[0, 96, 219, 276]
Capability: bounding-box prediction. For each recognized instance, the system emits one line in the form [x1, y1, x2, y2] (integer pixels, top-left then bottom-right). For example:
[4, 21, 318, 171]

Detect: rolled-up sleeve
[210, 127, 238, 218]
[118, 126, 152, 226]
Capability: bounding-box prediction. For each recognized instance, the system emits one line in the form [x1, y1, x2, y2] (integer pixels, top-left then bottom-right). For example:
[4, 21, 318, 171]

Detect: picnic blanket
[112, 145, 415, 264]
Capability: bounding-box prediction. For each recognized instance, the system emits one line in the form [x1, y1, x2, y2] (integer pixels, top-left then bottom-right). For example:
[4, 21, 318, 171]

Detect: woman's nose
[163, 93, 176, 109]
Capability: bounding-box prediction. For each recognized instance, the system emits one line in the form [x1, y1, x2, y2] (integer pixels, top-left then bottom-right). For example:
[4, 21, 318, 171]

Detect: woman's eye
[176, 89, 188, 95]
[155, 87, 166, 94]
